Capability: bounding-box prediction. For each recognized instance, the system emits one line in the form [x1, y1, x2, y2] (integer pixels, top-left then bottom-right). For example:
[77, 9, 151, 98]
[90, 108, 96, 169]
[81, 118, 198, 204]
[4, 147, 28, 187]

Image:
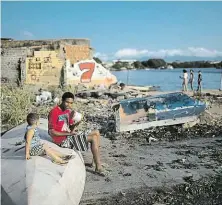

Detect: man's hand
[70, 129, 77, 135]
[70, 110, 75, 119]
[26, 154, 31, 160]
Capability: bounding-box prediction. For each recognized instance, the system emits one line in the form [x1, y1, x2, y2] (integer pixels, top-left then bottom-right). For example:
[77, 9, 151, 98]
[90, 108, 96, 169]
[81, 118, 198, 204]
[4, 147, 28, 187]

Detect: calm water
[112, 68, 222, 91]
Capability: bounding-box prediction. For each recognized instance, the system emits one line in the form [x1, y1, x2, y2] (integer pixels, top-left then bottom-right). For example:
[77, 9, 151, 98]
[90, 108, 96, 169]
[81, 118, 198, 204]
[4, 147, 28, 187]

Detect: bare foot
[52, 157, 68, 165]
[62, 155, 75, 160]
[95, 168, 106, 177]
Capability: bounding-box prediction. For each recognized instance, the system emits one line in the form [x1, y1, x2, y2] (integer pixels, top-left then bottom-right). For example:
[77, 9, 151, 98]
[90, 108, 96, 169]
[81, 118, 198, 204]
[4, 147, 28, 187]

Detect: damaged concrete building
[1, 38, 117, 87]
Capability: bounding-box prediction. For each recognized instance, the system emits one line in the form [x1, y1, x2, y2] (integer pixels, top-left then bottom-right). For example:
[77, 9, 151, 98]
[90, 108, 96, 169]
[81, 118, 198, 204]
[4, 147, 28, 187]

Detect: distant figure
[119, 83, 126, 90]
[189, 70, 194, 91]
[197, 70, 202, 93]
[180, 69, 188, 91]
[109, 81, 126, 91]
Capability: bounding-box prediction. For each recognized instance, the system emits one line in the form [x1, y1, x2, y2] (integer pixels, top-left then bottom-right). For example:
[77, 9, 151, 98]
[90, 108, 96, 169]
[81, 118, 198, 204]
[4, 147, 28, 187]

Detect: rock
[183, 174, 193, 182]
[117, 96, 125, 101]
[123, 173, 131, 177]
[147, 136, 158, 144]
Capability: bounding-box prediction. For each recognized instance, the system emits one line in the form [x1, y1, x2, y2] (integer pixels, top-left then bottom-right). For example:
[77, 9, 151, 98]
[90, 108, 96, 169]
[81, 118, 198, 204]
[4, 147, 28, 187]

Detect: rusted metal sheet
[113, 92, 206, 132]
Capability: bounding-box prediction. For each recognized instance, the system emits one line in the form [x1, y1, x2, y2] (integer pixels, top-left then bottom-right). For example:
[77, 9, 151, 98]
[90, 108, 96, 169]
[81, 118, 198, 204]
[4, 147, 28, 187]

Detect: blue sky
[2, 1, 222, 61]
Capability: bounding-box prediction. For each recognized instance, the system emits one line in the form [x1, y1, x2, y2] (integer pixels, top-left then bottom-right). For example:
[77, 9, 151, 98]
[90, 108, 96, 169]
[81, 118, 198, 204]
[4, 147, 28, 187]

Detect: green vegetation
[1, 84, 82, 131]
[108, 59, 222, 70]
[171, 61, 222, 68]
[112, 61, 132, 70]
[93, 57, 102, 64]
[142, 59, 166, 68]
[132, 61, 145, 69]
[1, 85, 35, 127]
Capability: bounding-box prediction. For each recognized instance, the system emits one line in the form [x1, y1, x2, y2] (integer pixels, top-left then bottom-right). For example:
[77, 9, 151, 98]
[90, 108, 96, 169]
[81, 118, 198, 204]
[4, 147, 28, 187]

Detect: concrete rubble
[35, 89, 52, 104]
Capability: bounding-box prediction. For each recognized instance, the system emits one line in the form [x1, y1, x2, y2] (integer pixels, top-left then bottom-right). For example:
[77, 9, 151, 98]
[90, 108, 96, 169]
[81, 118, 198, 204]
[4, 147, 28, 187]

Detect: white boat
[167, 65, 174, 69]
[1, 118, 86, 205]
[127, 85, 160, 92]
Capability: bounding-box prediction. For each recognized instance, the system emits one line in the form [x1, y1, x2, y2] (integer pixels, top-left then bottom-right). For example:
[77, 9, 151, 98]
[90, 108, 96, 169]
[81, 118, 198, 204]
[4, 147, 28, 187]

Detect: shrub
[1, 84, 86, 131]
[1, 85, 35, 127]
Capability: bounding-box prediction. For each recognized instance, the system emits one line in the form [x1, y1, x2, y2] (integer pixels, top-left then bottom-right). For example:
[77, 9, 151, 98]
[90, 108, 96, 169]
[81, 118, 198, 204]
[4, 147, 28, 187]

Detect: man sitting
[48, 92, 104, 175]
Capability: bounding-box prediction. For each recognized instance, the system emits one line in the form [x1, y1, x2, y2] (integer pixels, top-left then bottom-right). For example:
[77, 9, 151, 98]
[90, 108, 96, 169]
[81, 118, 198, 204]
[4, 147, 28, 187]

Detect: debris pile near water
[74, 95, 222, 144]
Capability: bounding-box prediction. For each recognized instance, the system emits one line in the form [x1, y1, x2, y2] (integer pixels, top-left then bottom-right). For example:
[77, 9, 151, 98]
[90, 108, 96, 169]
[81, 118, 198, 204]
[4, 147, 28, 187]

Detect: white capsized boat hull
[1, 118, 86, 205]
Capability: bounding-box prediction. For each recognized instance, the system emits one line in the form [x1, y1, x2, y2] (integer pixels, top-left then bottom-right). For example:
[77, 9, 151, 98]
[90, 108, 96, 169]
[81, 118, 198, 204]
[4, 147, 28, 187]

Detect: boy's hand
[26, 154, 31, 160]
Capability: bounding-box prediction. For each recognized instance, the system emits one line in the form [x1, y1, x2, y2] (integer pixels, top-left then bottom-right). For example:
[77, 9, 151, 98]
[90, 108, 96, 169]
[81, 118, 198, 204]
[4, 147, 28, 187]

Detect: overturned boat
[113, 92, 207, 132]
[1, 118, 85, 205]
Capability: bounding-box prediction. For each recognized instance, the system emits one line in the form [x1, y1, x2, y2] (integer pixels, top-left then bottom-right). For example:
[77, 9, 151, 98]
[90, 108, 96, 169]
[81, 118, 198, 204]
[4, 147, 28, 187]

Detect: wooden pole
[127, 69, 129, 85]
[220, 70, 222, 91]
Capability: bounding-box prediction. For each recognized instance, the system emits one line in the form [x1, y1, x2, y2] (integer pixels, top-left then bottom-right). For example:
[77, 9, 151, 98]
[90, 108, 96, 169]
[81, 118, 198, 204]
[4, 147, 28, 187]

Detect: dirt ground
[1, 88, 222, 205]
[80, 90, 222, 205]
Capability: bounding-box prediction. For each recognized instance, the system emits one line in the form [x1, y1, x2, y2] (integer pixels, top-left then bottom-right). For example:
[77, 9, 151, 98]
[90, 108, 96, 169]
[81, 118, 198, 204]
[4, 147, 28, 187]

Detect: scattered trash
[36, 89, 52, 104]
[147, 136, 158, 144]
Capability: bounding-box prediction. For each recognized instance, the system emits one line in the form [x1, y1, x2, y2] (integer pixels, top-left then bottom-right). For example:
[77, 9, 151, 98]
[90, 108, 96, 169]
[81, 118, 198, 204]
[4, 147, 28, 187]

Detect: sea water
[112, 68, 222, 91]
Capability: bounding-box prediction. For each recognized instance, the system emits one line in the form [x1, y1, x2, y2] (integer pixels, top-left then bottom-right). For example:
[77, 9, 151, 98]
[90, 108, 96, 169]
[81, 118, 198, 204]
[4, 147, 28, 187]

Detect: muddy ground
[79, 91, 222, 205]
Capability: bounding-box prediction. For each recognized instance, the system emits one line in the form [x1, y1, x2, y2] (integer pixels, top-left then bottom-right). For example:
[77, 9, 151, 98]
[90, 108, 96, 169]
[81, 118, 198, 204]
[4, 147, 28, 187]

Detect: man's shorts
[60, 131, 90, 151]
[30, 144, 46, 156]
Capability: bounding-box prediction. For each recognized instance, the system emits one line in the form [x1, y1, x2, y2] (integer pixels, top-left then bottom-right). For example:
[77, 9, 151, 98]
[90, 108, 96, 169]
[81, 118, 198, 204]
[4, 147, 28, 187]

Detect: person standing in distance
[189, 70, 194, 91]
[197, 70, 202, 93]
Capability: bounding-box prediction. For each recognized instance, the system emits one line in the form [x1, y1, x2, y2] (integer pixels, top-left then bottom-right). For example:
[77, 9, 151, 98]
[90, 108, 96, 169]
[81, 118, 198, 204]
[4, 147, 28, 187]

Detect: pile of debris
[33, 86, 222, 145]
[75, 84, 160, 101]
[76, 93, 222, 144]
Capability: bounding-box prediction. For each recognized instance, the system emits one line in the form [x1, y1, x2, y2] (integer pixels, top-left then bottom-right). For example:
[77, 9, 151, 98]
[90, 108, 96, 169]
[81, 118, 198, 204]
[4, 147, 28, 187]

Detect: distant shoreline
[93, 57, 222, 71]
[110, 67, 222, 71]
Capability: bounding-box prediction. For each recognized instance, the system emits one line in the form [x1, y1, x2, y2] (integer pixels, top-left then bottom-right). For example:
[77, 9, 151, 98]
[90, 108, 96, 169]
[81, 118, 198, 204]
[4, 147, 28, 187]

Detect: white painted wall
[64, 59, 117, 87]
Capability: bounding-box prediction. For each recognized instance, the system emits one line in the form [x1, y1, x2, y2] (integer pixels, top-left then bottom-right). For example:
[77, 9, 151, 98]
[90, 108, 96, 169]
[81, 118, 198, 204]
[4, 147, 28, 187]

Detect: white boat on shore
[167, 65, 174, 69]
[1, 118, 86, 205]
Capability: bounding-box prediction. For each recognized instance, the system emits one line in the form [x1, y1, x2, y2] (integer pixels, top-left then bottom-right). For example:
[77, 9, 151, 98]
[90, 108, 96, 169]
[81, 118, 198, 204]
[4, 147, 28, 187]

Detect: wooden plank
[117, 116, 198, 132]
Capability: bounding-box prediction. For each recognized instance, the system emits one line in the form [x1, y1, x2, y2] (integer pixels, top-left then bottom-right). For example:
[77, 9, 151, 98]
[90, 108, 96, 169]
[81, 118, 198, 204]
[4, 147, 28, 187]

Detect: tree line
[93, 57, 222, 70]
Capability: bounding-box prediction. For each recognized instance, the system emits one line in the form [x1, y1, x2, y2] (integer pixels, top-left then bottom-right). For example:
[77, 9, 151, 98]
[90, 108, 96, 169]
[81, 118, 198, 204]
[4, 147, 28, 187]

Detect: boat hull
[113, 92, 206, 132]
[1, 119, 86, 205]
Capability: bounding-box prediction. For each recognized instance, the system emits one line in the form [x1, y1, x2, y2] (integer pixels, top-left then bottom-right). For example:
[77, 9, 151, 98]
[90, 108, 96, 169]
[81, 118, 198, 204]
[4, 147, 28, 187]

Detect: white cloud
[22, 30, 34, 38]
[115, 49, 149, 58]
[114, 47, 222, 59]
[94, 52, 109, 61]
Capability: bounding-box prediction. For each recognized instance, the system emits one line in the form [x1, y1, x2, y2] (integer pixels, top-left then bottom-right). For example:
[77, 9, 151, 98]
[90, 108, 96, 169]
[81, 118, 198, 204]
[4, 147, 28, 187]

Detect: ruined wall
[1, 39, 90, 48]
[64, 45, 91, 65]
[25, 51, 63, 85]
[64, 59, 117, 87]
[1, 39, 91, 85]
[1, 47, 32, 84]
[1, 39, 116, 87]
